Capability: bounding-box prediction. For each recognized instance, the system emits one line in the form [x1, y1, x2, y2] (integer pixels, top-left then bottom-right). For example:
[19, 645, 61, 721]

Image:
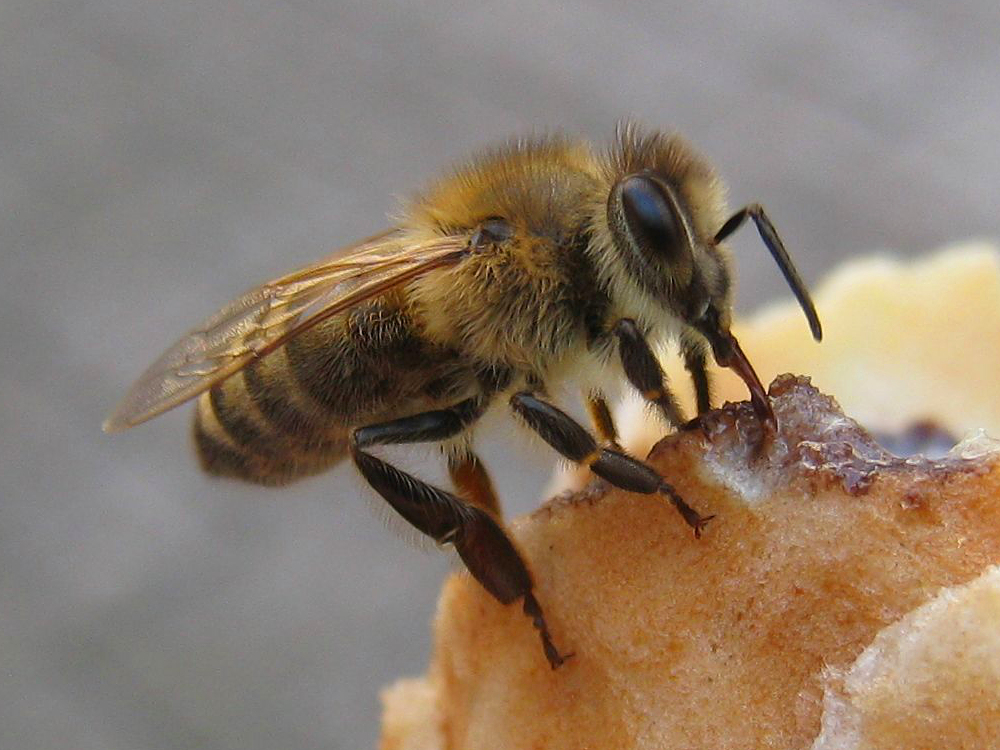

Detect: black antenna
[714, 203, 822, 341]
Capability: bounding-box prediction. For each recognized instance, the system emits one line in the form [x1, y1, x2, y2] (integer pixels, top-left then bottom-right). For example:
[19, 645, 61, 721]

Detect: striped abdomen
[193, 296, 465, 485]
[193, 342, 350, 485]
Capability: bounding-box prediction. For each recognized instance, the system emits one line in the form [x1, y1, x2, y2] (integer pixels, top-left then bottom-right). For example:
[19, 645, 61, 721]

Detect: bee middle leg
[350, 398, 568, 668]
[510, 392, 713, 536]
[585, 391, 621, 449]
[612, 319, 687, 428]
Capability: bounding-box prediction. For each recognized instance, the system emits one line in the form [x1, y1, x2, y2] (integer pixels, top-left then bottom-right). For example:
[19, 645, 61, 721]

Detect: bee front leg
[510, 392, 713, 537]
[681, 334, 713, 428]
[612, 319, 687, 428]
[350, 399, 568, 669]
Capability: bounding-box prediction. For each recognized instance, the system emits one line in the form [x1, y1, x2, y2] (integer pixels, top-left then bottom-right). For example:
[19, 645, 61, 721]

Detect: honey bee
[105, 123, 822, 668]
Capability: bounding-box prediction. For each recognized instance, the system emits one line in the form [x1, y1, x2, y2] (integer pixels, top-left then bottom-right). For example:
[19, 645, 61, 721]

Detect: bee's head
[603, 129, 821, 427]
[607, 170, 732, 331]
[598, 125, 823, 426]
[606, 169, 774, 420]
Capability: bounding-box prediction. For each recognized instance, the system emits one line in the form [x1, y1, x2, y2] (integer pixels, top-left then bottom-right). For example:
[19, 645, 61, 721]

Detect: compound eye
[619, 175, 682, 259]
[471, 216, 513, 248]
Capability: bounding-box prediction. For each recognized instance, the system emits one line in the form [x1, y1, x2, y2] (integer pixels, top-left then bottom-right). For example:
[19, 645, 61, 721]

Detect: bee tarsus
[659, 483, 714, 539]
[523, 591, 571, 669]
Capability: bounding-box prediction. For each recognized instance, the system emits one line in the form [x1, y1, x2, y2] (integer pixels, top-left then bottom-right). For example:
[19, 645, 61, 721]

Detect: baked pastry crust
[380, 245, 1000, 750]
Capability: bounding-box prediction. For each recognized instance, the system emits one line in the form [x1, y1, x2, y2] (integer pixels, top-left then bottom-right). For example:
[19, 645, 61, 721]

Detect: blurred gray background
[3, 1, 1000, 748]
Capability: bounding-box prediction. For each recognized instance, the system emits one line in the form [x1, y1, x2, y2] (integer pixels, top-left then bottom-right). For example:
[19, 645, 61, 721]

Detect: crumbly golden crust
[382, 376, 1000, 750]
[380, 245, 1000, 750]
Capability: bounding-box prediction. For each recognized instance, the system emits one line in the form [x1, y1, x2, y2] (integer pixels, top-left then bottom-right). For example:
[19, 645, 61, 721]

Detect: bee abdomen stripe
[284, 303, 421, 419]
[209, 382, 277, 454]
[284, 330, 359, 415]
[195, 393, 326, 485]
[194, 397, 256, 478]
[243, 360, 338, 444]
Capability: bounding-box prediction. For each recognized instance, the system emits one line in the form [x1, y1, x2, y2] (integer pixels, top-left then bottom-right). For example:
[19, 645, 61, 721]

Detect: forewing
[104, 231, 470, 431]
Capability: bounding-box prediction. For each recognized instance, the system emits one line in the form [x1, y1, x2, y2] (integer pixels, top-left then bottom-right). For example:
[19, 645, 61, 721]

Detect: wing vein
[103, 233, 471, 432]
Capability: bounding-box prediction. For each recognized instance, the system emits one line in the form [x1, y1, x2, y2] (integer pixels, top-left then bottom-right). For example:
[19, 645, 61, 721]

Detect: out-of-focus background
[3, 1, 1000, 748]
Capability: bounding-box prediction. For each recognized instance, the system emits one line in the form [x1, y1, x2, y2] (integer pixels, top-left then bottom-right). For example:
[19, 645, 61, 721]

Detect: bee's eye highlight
[471, 217, 513, 247]
[620, 175, 681, 258]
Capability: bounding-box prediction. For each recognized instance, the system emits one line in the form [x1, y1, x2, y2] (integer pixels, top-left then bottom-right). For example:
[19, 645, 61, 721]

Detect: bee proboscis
[106, 124, 822, 667]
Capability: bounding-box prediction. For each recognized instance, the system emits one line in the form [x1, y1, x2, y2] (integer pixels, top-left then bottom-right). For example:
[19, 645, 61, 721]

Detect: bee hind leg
[510, 391, 713, 537]
[447, 448, 502, 518]
[350, 399, 568, 668]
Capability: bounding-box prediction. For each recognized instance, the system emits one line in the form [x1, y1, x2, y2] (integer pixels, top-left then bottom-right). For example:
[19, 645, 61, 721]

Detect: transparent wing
[104, 230, 471, 432]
